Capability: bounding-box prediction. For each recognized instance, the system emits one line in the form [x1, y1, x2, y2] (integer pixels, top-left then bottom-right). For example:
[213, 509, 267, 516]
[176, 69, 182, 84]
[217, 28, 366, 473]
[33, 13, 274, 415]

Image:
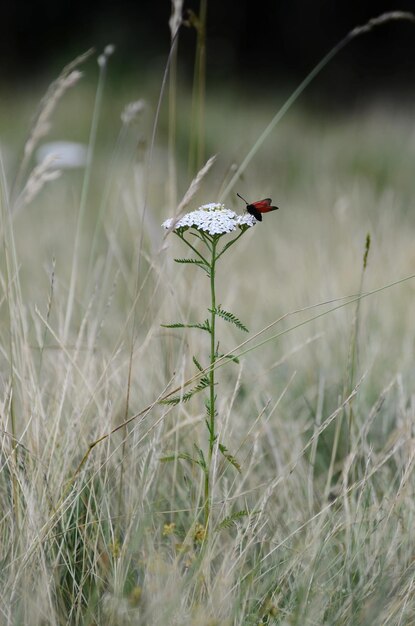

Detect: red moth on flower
[237, 193, 279, 222]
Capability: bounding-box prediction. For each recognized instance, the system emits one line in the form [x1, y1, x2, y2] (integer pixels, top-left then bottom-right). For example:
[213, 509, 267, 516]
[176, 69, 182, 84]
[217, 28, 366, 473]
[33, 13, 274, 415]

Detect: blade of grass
[219, 12, 415, 201]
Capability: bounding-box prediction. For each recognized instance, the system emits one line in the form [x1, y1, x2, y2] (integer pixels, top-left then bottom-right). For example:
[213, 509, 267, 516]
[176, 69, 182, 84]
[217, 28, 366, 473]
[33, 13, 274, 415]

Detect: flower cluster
[162, 202, 257, 235]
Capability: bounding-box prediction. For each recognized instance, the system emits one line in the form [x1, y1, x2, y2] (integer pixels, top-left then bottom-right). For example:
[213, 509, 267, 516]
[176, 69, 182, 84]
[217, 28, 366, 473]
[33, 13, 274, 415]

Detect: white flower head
[162, 202, 257, 235]
[236, 213, 257, 227]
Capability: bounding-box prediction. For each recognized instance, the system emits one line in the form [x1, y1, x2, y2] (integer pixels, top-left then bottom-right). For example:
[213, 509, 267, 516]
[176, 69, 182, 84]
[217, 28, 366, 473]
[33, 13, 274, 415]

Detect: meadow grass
[1, 15, 415, 625]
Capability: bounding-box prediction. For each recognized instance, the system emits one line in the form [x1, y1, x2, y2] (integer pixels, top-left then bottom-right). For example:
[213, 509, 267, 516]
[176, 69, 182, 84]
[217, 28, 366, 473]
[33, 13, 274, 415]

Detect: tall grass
[1, 10, 415, 626]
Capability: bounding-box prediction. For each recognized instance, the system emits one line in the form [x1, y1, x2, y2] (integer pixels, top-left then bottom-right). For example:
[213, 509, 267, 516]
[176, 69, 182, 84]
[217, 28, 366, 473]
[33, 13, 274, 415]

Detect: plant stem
[205, 237, 217, 527]
[188, 0, 207, 175]
[178, 233, 209, 266]
[209, 241, 217, 458]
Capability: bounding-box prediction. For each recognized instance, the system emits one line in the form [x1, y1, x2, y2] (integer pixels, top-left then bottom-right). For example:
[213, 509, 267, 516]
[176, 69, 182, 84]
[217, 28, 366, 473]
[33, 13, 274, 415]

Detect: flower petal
[162, 202, 256, 235]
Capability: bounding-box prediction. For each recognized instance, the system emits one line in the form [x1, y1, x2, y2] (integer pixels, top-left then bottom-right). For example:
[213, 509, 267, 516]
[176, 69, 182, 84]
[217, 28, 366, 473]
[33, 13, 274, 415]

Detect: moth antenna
[236, 192, 249, 205]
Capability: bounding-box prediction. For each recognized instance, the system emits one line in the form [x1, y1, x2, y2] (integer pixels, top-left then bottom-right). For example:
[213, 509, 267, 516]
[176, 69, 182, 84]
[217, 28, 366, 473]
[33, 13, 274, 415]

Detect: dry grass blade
[176, 154, 216, 214]
[350, 11, 415, 37]
[13, 155, 61, 214]
[163, 153, 216, 234]
[23, 71, 83, 162]
[11, 49, 93, 203]
[169, 0, 183, 38]
[220, 11, 415, 200]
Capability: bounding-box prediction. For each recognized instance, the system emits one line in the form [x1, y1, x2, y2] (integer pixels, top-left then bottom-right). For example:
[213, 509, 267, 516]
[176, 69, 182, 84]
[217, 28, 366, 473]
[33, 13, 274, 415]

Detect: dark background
[2, 0, 415, 101]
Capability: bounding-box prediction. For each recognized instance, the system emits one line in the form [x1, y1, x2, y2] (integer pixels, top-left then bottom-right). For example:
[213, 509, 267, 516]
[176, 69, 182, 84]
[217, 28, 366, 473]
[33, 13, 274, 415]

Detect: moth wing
[247, 205, 263, 221]
[252, 198, 272, 210]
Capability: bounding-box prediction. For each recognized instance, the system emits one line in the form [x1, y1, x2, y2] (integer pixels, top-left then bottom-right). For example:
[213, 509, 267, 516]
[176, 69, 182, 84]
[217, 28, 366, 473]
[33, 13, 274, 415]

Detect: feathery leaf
[160, 376, 210, 405]
[216, 510, 251, 530]
[210, 305, 249, 333]
[219, 443, 241, 472]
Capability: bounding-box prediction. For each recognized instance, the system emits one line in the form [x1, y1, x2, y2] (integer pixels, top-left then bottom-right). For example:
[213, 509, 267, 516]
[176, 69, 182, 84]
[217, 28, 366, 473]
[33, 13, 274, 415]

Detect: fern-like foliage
[193, 356, 204, 372]
[218, 352, 240, 364]
[194, 444, 207, 472]
[160, 447, 208, 473]
[174, 258, 207, 267]
[160, 452, 195, 464]
[174, 257, 210, 275]
[216, 510, 251, 530]
[218, 443, 241, 472]
[160, 375, 209, 405]
[191, 319, 211, 332]
[205, 397, 218, 435]
[209, 305, 249, 333]
[161, 319, 211, 332]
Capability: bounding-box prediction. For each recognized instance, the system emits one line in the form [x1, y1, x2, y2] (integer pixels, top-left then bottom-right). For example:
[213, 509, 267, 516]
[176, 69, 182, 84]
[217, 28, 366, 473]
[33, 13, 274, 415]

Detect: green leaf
[160, 452, 195, 464]
[193, 356, 204, 372]
[161, 320, 211, 333]
[160, 448, 209, 472]
[160, 376, 210, 406]
[218, 352, 240, 364]
[204, 420, 218, 444]
[209, 305, 249, 333]
[194, 444, 207, 472]
[205, 396, 218, 423]
[174, 258, 207, 267]
[216, 510, 251, 530]
[191, 319, 211, 333]
[218, 443, 241, 472]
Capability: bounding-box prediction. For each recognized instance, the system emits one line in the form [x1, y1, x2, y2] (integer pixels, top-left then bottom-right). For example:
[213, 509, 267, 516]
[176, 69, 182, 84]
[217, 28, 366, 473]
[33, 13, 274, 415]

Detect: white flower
[162, 202, 256, 235]
[236, 213, 257, 227]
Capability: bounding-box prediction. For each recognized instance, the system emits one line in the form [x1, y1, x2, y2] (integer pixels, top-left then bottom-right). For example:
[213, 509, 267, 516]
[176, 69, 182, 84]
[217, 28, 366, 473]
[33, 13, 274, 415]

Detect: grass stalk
[220, 11, 415, 200]
[347, 235, 371, 397]
[344, 233, 371, 458]
[188, 0, 208, 175]
[63, 49, 110, 343]
[0, 154, 21, 530]
[168, 2, 182, 209]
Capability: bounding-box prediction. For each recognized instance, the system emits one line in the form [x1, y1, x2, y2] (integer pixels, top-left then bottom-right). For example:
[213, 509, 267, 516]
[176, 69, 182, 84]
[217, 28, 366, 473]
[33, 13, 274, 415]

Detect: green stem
[196, 0, 207, 170]
[188, 0, 208, 175]
[209, 242, 217, 457]
[216, 229, 246, 260]
[205, 237, 217, 527]
[346, 234, 371, 455]
[63, 53, 107, 342]
[178, 233, 209, 266]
